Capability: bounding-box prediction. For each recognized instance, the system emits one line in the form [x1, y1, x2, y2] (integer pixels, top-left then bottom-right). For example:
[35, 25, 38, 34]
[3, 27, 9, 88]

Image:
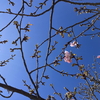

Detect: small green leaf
[77, 56, 83, 60]
[72, 63, 77, 67]
[50, 84, 53, 87]
[59, 26, 63, 30]
[63, 29, 67, 33]
[83, 71, 88, 76]
[43, 3, 46, 5]
[43, 75, 49, 79]
[59, 33, 64, 38]
[6, 9, 11, 13]
[37, 55, 41, 58]
[35, 44, 38, 48]
[37, 51, 41, 53]
[52, 48, 55, 50]
[39, 3, 43, 5]
[54, 41, 58, 44]
[40, 6, 42, 9]
[68, 33, 72, 37]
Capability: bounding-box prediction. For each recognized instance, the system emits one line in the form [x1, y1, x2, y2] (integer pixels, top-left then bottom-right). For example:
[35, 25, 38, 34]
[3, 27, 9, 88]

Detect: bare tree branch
[0, 83, 45, 100]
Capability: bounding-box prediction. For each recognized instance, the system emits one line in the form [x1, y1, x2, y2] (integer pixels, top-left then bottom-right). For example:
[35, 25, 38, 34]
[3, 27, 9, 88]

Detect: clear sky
[0, 0, 100, 100]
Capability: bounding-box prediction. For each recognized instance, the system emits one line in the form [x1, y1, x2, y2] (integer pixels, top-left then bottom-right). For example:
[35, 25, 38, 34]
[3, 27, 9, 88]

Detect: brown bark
[0, 83, 45, 100]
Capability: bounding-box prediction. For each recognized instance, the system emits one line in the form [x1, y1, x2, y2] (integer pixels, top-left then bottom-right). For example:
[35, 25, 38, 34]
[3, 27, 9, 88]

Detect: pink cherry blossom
[70, 41, 78, 47]
[64, 51, 72, 63]
[97, 55, 100, 58]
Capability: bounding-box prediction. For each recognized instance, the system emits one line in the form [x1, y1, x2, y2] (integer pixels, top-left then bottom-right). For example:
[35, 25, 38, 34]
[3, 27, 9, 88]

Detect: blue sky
[0, 0, 100, 100]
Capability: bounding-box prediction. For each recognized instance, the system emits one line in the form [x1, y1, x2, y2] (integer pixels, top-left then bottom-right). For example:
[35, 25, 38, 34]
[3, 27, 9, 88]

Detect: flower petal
[97, 55, 100, 58]
[64, 51, 72, 63]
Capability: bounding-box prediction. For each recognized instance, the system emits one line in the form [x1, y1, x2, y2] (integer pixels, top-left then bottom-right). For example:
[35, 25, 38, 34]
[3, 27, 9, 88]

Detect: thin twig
[60, 0, 100, 6]
[0, 4, 23, 32]
[40, 0, 55, 82]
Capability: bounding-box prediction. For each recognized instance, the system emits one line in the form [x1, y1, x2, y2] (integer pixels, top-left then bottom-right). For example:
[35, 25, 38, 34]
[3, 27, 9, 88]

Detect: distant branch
[64, 13, 99, 30]
[60, 0, 100, 6]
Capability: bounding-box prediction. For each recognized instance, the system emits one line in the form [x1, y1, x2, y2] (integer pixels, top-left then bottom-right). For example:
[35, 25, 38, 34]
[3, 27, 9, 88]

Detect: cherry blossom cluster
[97, 55, 100, 58]
[64, 41, 100, 63]
[64, 51, 72, 63]
[70, 41, 78, 47]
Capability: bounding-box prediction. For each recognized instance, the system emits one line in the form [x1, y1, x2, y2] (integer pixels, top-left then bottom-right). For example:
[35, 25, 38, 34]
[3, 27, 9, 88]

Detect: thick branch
[0, 83, 45, 100]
